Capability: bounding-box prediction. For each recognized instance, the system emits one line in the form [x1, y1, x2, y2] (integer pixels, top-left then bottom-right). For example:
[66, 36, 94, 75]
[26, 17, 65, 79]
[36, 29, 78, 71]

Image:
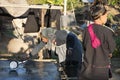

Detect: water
[0, 60, 60, 80]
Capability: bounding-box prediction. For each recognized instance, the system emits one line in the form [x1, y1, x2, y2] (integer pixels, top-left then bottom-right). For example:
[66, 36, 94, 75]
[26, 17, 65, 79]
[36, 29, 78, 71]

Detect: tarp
[0, 0, 29, 17]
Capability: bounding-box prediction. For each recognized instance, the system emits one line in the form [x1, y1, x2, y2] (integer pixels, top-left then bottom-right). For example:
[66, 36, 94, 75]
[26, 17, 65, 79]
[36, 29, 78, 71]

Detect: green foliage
[27, 0, 82, 9]
[67, 0, 81, 10]
[113, 36, 120, 57]
[27, 0, 47, 4]
[108, 0, 120, 6]
[0, 51, 4, 54]
[107, 13, 115, 24]
[47, 0, 64, 5]
[27, 0, 63, 5]
[27, 0, 120, 8]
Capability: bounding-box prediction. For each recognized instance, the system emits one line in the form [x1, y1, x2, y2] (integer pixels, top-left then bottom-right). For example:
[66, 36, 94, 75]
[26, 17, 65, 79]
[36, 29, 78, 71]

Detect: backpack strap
[87, 24, 101, 48]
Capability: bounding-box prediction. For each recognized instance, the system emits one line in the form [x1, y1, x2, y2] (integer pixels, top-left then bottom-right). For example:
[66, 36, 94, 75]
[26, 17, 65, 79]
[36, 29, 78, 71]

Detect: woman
[78, 4, 116, 80]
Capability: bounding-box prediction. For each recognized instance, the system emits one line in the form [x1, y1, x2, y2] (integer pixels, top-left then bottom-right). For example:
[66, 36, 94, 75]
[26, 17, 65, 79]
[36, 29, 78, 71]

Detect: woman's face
[100, 12, 108, 25]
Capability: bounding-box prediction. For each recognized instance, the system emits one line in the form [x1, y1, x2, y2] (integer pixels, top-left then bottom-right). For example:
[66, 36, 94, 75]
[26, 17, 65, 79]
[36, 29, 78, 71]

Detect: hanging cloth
[60, 2, 77, 29]
[24, 12, 39, 33]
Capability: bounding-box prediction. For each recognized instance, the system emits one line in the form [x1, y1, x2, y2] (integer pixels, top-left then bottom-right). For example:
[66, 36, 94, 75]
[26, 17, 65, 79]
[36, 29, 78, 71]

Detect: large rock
[7, 38, 28, 53]
[115, 69, 120, 74]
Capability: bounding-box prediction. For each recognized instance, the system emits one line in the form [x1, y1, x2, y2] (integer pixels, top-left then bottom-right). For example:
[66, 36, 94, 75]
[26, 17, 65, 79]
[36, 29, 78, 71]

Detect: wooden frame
[0, 4, 63, 9]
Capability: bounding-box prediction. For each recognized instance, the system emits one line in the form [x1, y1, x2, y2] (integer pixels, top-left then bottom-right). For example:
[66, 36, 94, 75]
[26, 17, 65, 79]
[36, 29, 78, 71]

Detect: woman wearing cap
[78, 4, 116, 80]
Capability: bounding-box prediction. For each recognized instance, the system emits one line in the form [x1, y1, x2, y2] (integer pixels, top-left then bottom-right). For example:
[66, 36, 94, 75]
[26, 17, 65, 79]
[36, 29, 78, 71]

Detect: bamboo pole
[0, 4, 63, 10]
[64, 0, 67, 15]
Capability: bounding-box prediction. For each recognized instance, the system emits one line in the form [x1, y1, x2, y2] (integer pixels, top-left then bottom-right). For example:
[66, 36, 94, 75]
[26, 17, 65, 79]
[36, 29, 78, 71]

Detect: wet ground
[0, 60, 60, 80]
[110, 58, 120, 80]
[0, 58, 120, 80]
[0, 42, 119, 80]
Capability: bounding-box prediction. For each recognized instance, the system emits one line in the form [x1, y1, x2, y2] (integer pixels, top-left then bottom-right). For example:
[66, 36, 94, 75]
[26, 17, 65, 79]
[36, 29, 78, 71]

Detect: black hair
[90, 4, 107, 20]
[93, 0, 108, 5]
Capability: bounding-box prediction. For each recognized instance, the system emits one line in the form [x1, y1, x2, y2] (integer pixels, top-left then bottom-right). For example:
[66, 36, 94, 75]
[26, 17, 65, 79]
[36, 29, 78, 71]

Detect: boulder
[7, 38, 28, 53]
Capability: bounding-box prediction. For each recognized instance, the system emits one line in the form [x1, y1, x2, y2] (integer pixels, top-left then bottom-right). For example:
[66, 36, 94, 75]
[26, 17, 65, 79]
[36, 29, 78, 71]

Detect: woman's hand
[109, 53, 112, 58]
[41, 37, 48, 43]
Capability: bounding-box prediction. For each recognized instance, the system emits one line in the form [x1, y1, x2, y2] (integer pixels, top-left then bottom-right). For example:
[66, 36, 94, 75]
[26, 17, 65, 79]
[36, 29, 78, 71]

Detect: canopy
[0, 0, 63, 17]
[0, 0, 29, 17]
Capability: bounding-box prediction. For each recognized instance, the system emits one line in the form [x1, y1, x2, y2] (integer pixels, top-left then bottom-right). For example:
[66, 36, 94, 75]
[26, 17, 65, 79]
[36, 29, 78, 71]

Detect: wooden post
[41, 9, 44, 28]
[64, 0, 67, 16]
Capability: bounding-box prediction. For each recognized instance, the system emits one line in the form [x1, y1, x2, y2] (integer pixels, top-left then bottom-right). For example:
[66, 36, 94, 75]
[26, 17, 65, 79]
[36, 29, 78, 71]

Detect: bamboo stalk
[0, 4, 63, 9]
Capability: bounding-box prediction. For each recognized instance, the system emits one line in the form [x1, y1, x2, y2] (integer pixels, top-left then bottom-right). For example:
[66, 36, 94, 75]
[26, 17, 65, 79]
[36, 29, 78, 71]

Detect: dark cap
[55, 30, 68, 46]
[90, 4, 107, 20]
